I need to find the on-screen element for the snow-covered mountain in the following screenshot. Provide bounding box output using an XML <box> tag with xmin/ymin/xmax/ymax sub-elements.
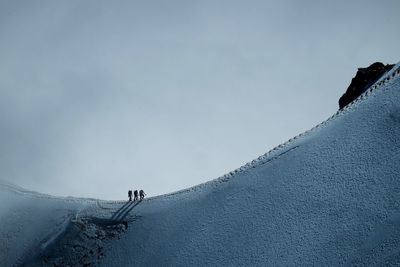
<box><xmin>1</xmin><ymin>62</ymin><xmax>400</xmax><ymax>266</ymax></box>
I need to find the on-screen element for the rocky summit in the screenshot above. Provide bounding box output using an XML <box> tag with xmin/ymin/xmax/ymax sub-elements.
<box><xmin>339</xmin><ymin>62</ymin><xmax>394</xmax><ymax>109</ymax></box>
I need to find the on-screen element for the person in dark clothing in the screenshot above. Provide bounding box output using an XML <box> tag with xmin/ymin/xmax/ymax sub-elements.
<box><xmin>139</xmin><ymin>189</ymin><xmax>146</xmax><ymax>200</ymax></box>
<box><xmin>133</xmin><ymin>190</ymin><xmax>139</xmax><ymax>201</ymax></box>
<box><xmin>128</xmin><ymin>190</ymin><xmax>133</xmax><ymax>201</ymax></box>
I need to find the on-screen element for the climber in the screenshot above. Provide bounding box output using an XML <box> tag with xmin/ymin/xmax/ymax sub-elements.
<box><xmin>139</xmin><ymin>189</ymin><xmax>146</xmax><ymax>200</ymax></box>
<box><xmin>134</xmin><ymin>190</ymin><xmax>139</xmax><ymax>201</ymax></box>
<box><xmin>128</xmin><ymin>190</ymin><xmax>133</xmax><ymax>201</ymax></box>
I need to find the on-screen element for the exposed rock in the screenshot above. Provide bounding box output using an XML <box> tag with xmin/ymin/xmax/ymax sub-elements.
<box><xmin>29</xmin><ymin>217</ymin><xmax>132</xmax><ymax>267</ymax></box>
<box><xmin>339</xmin><ymin>62</ymin><xmax>394</xmax><ymax>109</ymax></box>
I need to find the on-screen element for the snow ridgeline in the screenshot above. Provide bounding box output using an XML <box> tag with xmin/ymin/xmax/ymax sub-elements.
<box><xmin>154</xmin><ymin>63</ymin><xmax>400</xmax><ymax>200</ymax></box>
<box><xmin>101</xmin><ymin>61</ymin><xmax>400</xmax><ymax>265</ymax></box>
<box><xmin>1</xmin><ymin>62</ymin><xmax>400</xmax><ymax>266</ymax></box>
<box><xmin>0</xmin><ymin>181</ymin><xmax>140</xmax><ymax>266</ymax></box>
<box><xmin>0</xmin><ymin>180</ymin><xmax>101</xmax><ymax>204</ymax></box>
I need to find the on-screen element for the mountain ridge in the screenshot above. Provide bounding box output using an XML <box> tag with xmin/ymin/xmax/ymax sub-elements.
<box><xmin>1</xmin><ymin>62</ymin><xmax>400</xmax><ymax>266</ymax></box>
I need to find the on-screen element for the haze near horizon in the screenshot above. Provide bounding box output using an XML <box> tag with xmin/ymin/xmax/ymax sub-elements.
<box><xmin>0</xmin><ymin>0</ymin><xmax>399</xmax><ymax>199</ymax></box>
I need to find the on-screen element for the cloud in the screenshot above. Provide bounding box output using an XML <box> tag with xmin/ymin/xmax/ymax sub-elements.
<box><xmin>0</xmin><ymin>0</ymin><xmax>399</xmax><ymax>199</ymax></box>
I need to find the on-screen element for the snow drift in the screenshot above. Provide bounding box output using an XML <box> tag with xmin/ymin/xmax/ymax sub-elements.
<box><xmin>1</xmin><ymin>62</ymin><xmax>400</xmax><ymax>266</ymax></box>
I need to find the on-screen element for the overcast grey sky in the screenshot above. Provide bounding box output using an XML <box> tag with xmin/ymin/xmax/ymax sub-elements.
<box><xmin>0</xmin><ymin>0</ymin><xmax>399</xmax><ymax>199</ymax></box>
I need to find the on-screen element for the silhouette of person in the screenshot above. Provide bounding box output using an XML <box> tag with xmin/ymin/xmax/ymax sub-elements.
<box><xmin>139</xmin><ymin>189</ymin><xmax>146</xmax><ymax>200</ymax></box>
<box><xmin>134</xmin><ymin>190</ymin><xmax>138</xmax><ymax>201</ymax></box>
<box><xmin>128</xmin><ymin>190</ymin><xmax>133</xmax><ymax>201</ymax></box>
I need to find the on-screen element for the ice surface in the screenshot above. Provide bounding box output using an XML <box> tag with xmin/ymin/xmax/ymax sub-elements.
<box><xmin>1</xmin><ymin>63</ymin><xmax>400</xmax><ymax>266</ymax></box>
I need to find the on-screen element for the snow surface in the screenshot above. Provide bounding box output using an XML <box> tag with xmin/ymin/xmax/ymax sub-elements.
<box><xmin>0</xmin><ymin>181</ymin><xmax>88</xmax><ymax>266</ymax></box>
<box><xmin>1</xmin><ymin>62</ymin><xmax>400</xmax><ymax>266</ymax></box>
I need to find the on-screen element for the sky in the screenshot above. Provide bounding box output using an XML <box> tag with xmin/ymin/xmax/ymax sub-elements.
<box><xmin>0</xmin><ymin>0</ymin><xmax>399</xmax><ymax>200</ymax></box>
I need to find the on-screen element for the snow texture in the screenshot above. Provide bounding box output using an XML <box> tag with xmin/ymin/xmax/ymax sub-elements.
<box><xmin>1</xmin><ymin>62</ymin><xmax>400</xmax><ymax>266</ymax></box>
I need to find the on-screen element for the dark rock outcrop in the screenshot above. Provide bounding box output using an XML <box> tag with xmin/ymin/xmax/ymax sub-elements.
<box><xmin>339</xmin><ymin>62</ymin><xmax>394</xmax><ymax>109</ymax></box>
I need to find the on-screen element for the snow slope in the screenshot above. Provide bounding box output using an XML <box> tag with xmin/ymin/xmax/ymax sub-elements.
<box><xmin>100</xmin><ymin>62</ymin><xmax>400</xmax><ymax>266</ymax></box>
<box><xmin>0</xmin><ymin>181</ymin><xmax>89</xmax><ymax>266</ymax></box>
<box><xmin>1</xmin><ymin>62</ymin><xmax>400</xmax><ymax>266</ymax></box>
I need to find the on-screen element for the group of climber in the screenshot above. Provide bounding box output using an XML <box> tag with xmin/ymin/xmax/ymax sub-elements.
<box><xmin>128</xmin><ymin>189</ymin><xmax>145</xmax><ymax>201</ymax></box>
